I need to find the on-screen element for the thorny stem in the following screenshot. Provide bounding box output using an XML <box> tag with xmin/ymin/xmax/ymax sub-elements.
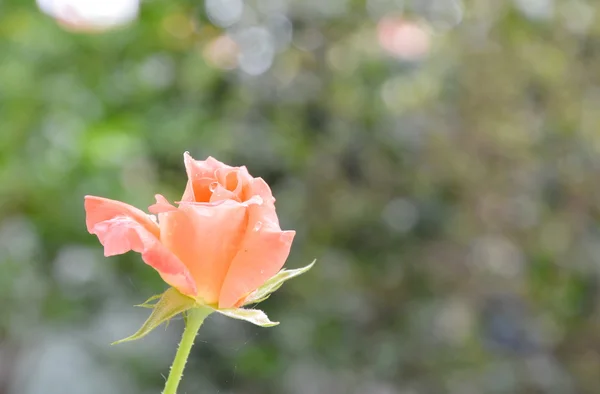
<box><xmin>162</xmin><ymin>307</ymin><xmax>212</xmax><ymax>394</ymax></box>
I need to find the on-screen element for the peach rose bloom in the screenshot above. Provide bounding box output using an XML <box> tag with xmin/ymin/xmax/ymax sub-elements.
<box><xmin>85</xmin><ymin>153</ymin><xmax>295</xmax><ymax>308</ymax></box>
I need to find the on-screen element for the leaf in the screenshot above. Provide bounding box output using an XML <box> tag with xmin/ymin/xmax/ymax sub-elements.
<box><xmin>112</xmin><ymin>288</ymin><xmax>196</xmax><ymax>345</ymax></box>
<box><xmin>134</xmin><ymin>292</ymin><xmax>164</xmax><ymax>308</ymax></box>
<box><xmin>244</xmin><ymin>259</ymin><xmax>316</xmax><ymax>305</ymax></box>
<box><xmin>214</xmin><ymin>308</ymin><xmax>279</xmax><ymax>327</ymax></box>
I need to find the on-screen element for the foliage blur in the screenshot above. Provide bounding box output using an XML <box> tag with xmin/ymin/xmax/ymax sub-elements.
<box><xmin>2</xmin><ymin>0</ymin><xmax>600</xmax><ymax>393</ymax></box>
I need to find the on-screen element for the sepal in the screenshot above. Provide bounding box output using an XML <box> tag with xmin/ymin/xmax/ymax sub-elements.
<box><xmin>134</xmin><ymin>292</ymin><xmax>164</xmax><ymax>308</ymax></box>
<box><xmin>243</xmin><ymin>259</ymin><xmax>316</xmax><ymax>305</ymax></box>
<box><xmin>115</xmin><ymin>259</ymin><xmax>315</xmax><ymax>340</ymax></box>
<box><xmin>113</xmin><ymin>288</ymin><xmax>196</xmax><ymax>345</ymax></box>
<box><xmin>214</xmin><ymin>308</ymin><xmax>279</xmax><ymax>327</ymax></box>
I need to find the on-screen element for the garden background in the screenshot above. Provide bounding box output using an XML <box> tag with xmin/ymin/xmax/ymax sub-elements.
<box><xmin>1</xmin><ymin>0</ymin><xmax>600</xmax><ymax>393</ymax></box>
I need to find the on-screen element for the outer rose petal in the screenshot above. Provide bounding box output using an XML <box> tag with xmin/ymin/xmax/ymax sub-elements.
<box><xmin>245</xmin><ymin>177</ymin><xmax>279</xmax><ymax>227</ymax></box>
<box><xmin>85</xmin><ymin>195</ymin><xmax>160</xmax><ymax>238</ymax></box>
<box><xmin>148</xmin><ymin>194</ymin><xmax>177</xmax><ymax>214</ymax></box>
<box><xmin>218</xmin><ymin>200</ymin><xmax>295</xmax><ymax>308</ymax></box>
<box><xmin>158</xmin><ymin>200</ymin><xmax>250</xmax><ymax>304</ymax></box>
<box><xmin>181</xmin><ymin>152</ymin><xmax>228</xmax><ymax>203</ymax></box>
<box><xmin>84</xmin><ymin>196</ymin><xmax>197</xmax><ymax>297</ymax></box>
<box><xmin>245</xmin><ymin>177</ymin><xmax>276</xmax><ymax>205</ymax></box>
<box><xmin>219</xmin><ymin>228</ymin><xmax>295</xmax><ymax>308</ymax></box>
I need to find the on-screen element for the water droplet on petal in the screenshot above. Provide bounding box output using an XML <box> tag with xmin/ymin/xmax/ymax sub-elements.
<box><xmin>254</xmin><ymin>221</ymin><xmax>263</xmax><ymax>232</ymax></box>
<box><xmin>209</xmin><ymin>182</ymin><xmax>219</xmax><ymax>192</ymax></box>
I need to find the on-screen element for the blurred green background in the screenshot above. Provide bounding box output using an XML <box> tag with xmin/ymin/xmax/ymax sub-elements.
<box><xmin>2</xmin><ymin>0</ymin><xmax>600</xmax><ymax>393</ymax></box>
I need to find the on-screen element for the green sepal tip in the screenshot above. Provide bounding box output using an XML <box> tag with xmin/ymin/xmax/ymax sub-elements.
<box><xmin>243</xmin><ymin>259</ymin><xmax>316</xmax><ymax>306</ymax></box>
<box><xmin>112</xmin><ymin>288</ymin><xmax>196</xmax><ymax>345</ymax></box>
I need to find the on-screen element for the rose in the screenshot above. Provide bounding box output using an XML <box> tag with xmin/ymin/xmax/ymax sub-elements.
<box><xmin>85</xmin><ymin>153</ymin><xmax>311</xmax><ymax>394</ymax></box>
<box><xmin>84</xmin><ymin>153</ymin><xmax>295</xmax><ymax>308</ymax></box>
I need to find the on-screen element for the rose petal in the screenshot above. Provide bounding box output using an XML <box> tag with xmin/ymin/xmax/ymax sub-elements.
<box><xmin>148</xmin><ymin>194</ymin><xmax>177</xmax><ymax>214</ymax></box>
<box><xmin>158</xmin><ymin>200</ymin><xmax>249</xmax><ymax>304</ymax></box>
<box><xmin>210</xmin><ymin>183</ymin><xmax>239</xmax><ymax>203</ymax></box>
<box><xmin>245</xmin><ymin>177</ymin><xmax>279</xmax><ymax>227</ymax></box>
<box><xmin>218</xmin><ymin>203</ymin><xmax>295</xmax><ymax>308</ymax></box>
<box><xmin>215</xmin><ymin>166</ymin><xmax>252</xmax><ymax>197</ymax></box>
<box><xmin>181</xmin><ymin>152</ymin><xmax>228</xmax><ymax>202</ymax></box>
<box><xmin>84</xmin><ymin>196</ymin><xmax>197</xmax><ymax>296</ymax></box>
<box><xmin>85</xmin><ymin>195</ymin><xmax>159</xmax><ymax>238</ymax></box>
<box><xmin>181</xmin><ymin>176</ymin><xmax>215</xmax><ymax>204</ymax></box>
<box><xmin>247</xmin><ymin>177</ymin><xmax>276</xmax><ymax>205</ymax></box>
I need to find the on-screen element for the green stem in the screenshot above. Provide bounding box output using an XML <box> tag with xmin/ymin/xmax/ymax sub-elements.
<box><xmin>162</xmin><ymin>307</ymin><xmax>212</xmax><ymax>394</ymax></box>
